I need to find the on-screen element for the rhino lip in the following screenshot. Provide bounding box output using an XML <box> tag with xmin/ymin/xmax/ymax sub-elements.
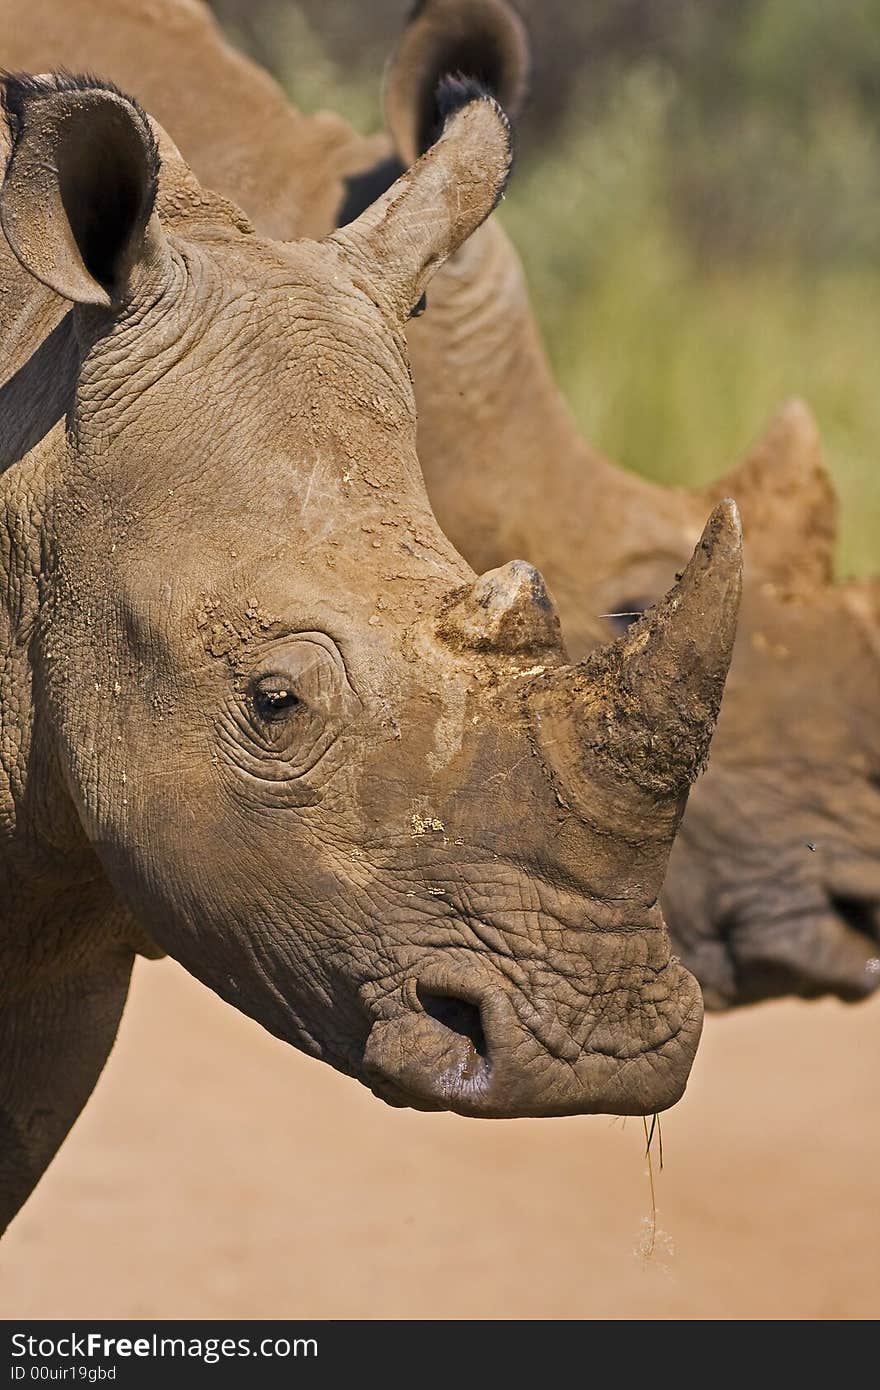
<box><xmin>363</xmin><ymin>1014</ymin><xmax>493</xmax><ymax>1115</ymax></box>
<box><xmin>366</xmin><ymin>1074</ymin><xmax>448</xmax><ymax>1112</ymax></box>
<box><xmin>718</xmin><ymin>894</ymin><xmax>880</xmax><ymax>1006</ymax></box>
<box><xmin>360</xmin><ymin>960</ymin><xmax>702</xmax><ymax>1118</ymax></box>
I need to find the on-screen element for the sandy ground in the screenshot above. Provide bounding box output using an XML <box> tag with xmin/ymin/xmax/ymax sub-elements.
<box><xmin>2</xmin><ymin>957</ymin><xmax>878</xmax><ymax>1320</ymax></box>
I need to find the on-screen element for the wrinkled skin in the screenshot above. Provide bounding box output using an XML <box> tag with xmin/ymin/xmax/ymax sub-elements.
<box><xmin>12</xmin><ymin>0</ymin><xmax>875</xmax><ymax>1009</ymax></box>
<box><xmin>404</xmin><ymin>217</ymin><xmax>880</xmax><ymax>1009</ymax></box>
<box><xmin>0</xmin><ymin>71</ymin><xmax>745</xmax><ymax>1234</ymax></box>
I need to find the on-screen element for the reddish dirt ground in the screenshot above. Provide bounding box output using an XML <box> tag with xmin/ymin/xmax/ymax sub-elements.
<box><xmin>2</xmin><ymin>958</ymin><xmax>878</xmax><ymax>1319</ymax></box>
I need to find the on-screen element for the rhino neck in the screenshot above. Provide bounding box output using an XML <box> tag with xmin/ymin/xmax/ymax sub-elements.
<box><xmin>0</xmin><ymin>451</ymin><xmax>99</xmax><ymax>910</ymax></box>
<box><xmin>0</xmin><ymin>437</ymin><xmax>161</xmax><ymax>970</ymax></box>
<box><xmin>410</xmin><ymin>219</ymin><xmax>700</xmax><ymax>655</ymax></box>
<box><xmin>410</xmin><ymin>221</ymin><xmax>607</xmax><ymax>546</ymax></box>
<box><xmin>0</xmin><ymin>212</ymin><xmax>83</xmax><ymax>889</ymax></box>
<box><xmin>0</xmin><ymin>234</ymin><xmax>73</xmax><ymax>394</ymax></box>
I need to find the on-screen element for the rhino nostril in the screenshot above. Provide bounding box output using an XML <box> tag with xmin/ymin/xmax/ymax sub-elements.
<box><xmin>829</xmin><ymin>894</ymin><xmax>879</xmax><ymax>943</ymax></box>
<box><xmin>416</xmin><ymin>985</ymin><xmax>488</xmax><ymax>1058</ymax></box>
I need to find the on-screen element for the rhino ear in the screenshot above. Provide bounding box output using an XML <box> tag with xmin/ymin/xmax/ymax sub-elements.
<box><xmin>328</xmin><ymin>78</ymin><xmax>512</xmax><ymax>323</ymax></box>
<box><xmin>384</xmin><ymin>0</ymin><xmax>530</xmax><ymax>165</ymax></box>
<box><xmin>0</xmin><ymin>73</ymin><xmax>170</xmax><ymax>309</ymax></box>
<box><xmin>705</xmin><ymin>399</ymin><xmax>837</xmax><ymax>588</ymax></box>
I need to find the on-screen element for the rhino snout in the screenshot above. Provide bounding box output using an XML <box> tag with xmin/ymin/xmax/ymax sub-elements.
<box><xmin>362</xmin><ymin>959</ymin><xmax>704</xmax><ymax>1118</ymax></box>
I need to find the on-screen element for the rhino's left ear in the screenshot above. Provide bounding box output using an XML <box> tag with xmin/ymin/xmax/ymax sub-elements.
<box><xmin>704</xmin><ymin>398</ymin><xmax>837</xmax><ymax>588</ymax></box>
<box><xmin>0</xmin><ymin>72</ymin><xmax>171</xmax><ymax>309</ymax></box>
<box><xmin>326</xmin><ymin>77</ymin><xmax>512</xmax><ymax>324</ymax></box>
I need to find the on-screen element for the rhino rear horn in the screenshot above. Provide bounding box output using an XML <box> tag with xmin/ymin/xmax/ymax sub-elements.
<box><xmin>0</xmin><ymin>72</ymin><xmax>171</xmax><ymax>308</ymax></box>
<box><xmin>437</xmin><ymin>560</ymin><xmax>565</xmax><ymax>659</ymax></box>
<box><xmin>327</xmin><ymin>79</ymin><xmax>511</xmax><ymax>324</ymax></box>
<box><xmin>384</xmin><ymin>0</ymin><xmax>530</xmax><ymax>165</ymax></box>
<box><xmin>705</xmin><ymin>398</ymin><xmax>836</xmax><ymax>588</ymax></box>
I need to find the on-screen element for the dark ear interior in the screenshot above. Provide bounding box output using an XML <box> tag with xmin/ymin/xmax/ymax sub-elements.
<box><xmin>413</xmin><ymin>28</ymin><xmax>515</xmax><ymax>155</ymax></box>
<box><xmin>57</xmin><ymin>102</ymin><xmax>157</xmax><ymax>293</ymax></box>
<box><xmin>385</xmin><ymin>0</ymin><xmax>529</xmax><ymax>164</ymax></box>
<box><xmin>0</xmin><ymin>74</ymin><xmax>161</xmax><ymax>307</ymax></box>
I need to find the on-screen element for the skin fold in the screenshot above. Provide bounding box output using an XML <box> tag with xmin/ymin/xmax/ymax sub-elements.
<box><xmin>8</xmin><ymin>0</ymin><xmax>875</xmax><ymax>1010</ymax></box>
<box><xmin>0</xmin><ymin>68</ymin><xmax>744</xmax><ymax>1236</ymax></box>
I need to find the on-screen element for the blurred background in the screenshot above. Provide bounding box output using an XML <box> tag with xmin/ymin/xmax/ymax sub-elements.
<box><xmin>209</xmin><ymin>0</ymin><xmax>880</xmax><ymax>574</ymax></box>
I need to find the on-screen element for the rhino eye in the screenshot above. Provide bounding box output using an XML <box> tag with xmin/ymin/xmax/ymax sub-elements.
<box><xmin>605</xmin><ymin>599</ymin><xmax>649</xmax><ymax>636</ymax></box>
<box><xmin>219</xmin><ymin>634</ymin><xmax>359</xmax><ymax>801</ymax></box>
<box><xmin>251</xmin><ymin>677</ymin><xmax>302</xmax><ymax>723</ymax></box>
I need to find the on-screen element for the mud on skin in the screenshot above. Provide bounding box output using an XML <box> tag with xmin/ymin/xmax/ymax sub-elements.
<box><xmin>0</xmin><ymin>67</ymin><xmax>744</xmax><ymax>1233</ymax></box>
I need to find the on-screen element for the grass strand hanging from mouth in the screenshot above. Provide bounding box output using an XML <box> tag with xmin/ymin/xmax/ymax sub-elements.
<box><xmin>641</xmin><ymin>1112</ymin><xmax>664</xmax><ymax>1258</ymax></box>
<box><xmin>644</xmin><ymin>1110</ymin><xmax>664</xmax><ymax>1170</ymax></box>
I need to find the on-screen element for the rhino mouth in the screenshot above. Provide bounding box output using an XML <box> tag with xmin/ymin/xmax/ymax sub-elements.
<box><xmin>360</xmin><ymin>958</ymin><xmax>703</xmax><ymax>1119</ymax></box>
<box><xmin>714</xmin><ymin>892</ymin><xmax>880</xmax><ymax>1008</ymax></box>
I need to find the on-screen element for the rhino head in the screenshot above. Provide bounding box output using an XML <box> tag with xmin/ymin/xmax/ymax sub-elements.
<box><xmin>371</xmin><ymin>0</ymin><xmax>880</xmax><ymax>1008</ymax></box>
<box><xmin>0</xmin><ymin>73</ymin><xmax>743</xmax><ymax>1145</ymax></box>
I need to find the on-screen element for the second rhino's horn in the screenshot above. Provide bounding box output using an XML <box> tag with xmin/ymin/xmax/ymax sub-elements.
<box><xmin>437</xmin><ymin>560</ymin><xmax>565</xmax><ymax>658</ymax></box>
<box><xmin>705</xmin><ymin>398</ymin><xmax>836</xmax><ymax>588</ymax></box>
<box><xmin>529</xmin><ymin>500</ymin><xmax>743</xmax><ymax>832</ymax></box>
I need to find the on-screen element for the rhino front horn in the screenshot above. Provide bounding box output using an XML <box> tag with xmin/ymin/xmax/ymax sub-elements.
<box><xmin>437</xmin><ymin>560</ymin><xmax>564</xmax><ymax>658</ymax></box>
<box><xmin>528</xmin><ymin>500</ymin><xmax>743</xmax><ymax>843</ymax></box>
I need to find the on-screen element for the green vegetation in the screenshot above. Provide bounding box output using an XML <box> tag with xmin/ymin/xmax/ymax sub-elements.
<box><xmin>501</xmin><ymin>67</ymin><xmax>880</xmax><ymax>576</ymax></box>
<box><xmin>211</xmin><ymin>0</ymin><xmax>880</xmax><ymax>575</ymax></box>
